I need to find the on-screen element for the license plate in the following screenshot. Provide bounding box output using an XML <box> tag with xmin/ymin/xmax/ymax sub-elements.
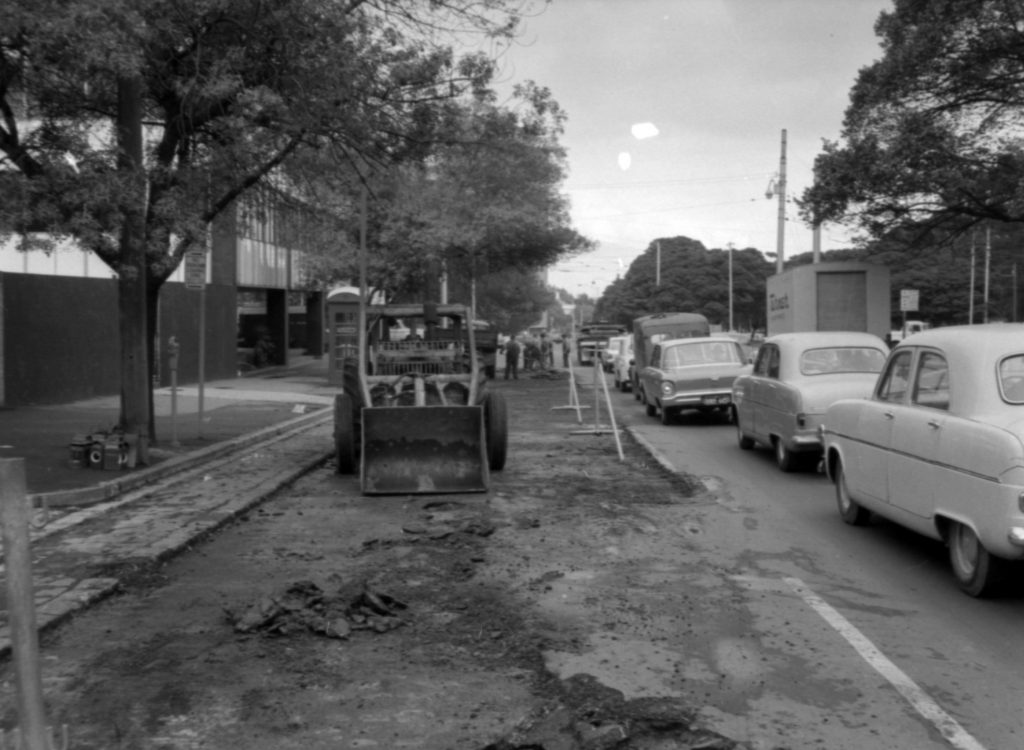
<box><xmin>702</xmin><ymin>395</ymin><xmax>730</xmax><ymax>405</ymax></box>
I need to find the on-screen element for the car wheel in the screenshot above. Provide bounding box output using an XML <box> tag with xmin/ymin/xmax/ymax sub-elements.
<box><xmin>736</xmin><ymin>411</ymin><xmax>755</xmax><ymax>450</ymax></box>
<box><xmin>949</xmin><ymin>521</ymin><xmax>1005</xmax><ymax>597</ymax></box>
<box><xmin>644</xmin><ymin>392</ymin><xmax>657</xmax><ymax>417</ymax></box>
<box><xmin>660</xmin><ymin>404</ymin><xmax>674</xmax><ymax>425</ymax></box>
<box><xmin>773</xmin><ymin>437</ymin><xmax>798</xmax><ymax>472</ymax></box>
<box><xmin>633</xmin><ymin>379</ymin><xmax>641</xmax><ymax>401</ymax></box>
<box><xmin>835</xmin><ymin>461</ymin><xmax>870</xmax><ymax>525</ymax></box>
<box><xmin>334</xmin><ymin>393</ymin><xmax>356</xmax><ymax>474</ymax></box>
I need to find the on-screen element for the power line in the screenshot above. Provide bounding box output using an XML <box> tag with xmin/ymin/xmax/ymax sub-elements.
<box><xmin>566</xmin><ymin>173</ymin><xmax>773</xmax><ymax>190</ymax></box>
<box><xmin>574</xmin><ymin>196</ymin><xmax>760</xmax><ymax>220</ymax></box>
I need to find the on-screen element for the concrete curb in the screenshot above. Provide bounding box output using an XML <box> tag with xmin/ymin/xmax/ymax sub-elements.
<box><xmin>624</xmin><ymin>425</ymin><xmax>678</xmax><ymax>475</ymax></box>
<box><xmin>28</xmin><ymin>405</ymin><xmax>334</xmax><ymax>509</ymax></box>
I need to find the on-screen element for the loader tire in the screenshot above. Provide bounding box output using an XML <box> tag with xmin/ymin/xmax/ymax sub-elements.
<box><xmin>334</xmin><ymin>393</ymin><xmax>356</xmax><ymax>474</ymax></box>
<box><xmin>484</xmin><ymin>391</ymin><xmax>508</xmax><ymax>471</ymax></box>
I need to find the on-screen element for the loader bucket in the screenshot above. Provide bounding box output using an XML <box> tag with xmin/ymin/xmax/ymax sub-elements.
<box><xmin>361</xmin><ymin>405</ymin><xmax>489</xmax><ymax>494</ymax></box>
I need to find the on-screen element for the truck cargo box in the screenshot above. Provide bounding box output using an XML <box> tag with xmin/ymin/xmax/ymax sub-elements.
<box><xmin>766</xmin><ymin>262</ymin><xmax>890</xmax><ymax>339</ymax></box>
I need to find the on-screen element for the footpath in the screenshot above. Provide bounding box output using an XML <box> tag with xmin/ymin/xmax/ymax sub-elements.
<box><xmin>1</xmin><ymin>353</ymin><xmax>337</xmax><ymax>505</ymax></box>
<box><xmin>0</xmin><ymin>355</ymin><xmax>339</xmax><ymax>657</ymax></box>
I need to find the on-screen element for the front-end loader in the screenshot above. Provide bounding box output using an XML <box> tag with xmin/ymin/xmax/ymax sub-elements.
<box><xmin>333</xmin><ymin>301</ymin><xmax>508</xmax><ymax>495</ymax></box>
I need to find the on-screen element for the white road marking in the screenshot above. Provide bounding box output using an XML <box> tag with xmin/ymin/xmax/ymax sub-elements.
<box><xmin>783</xmin><ymin>577</ymin><xmax>987</xmax><ymax>750</ymax></box>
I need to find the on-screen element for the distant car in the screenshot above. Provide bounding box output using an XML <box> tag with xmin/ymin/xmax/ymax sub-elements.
<box><xmin>602</xmin><ymin>335</ymin><xmax>629</xmax><ymax>373</ymax></box>
<box><xmin>637</xmin><ymin>336</ymin><xmax>752</xmax><ymax>424</ymax></box>
<box><xmin>612</xmin><ymin>337</ymin><xmax>634</xmax><ymax>391</ymax></box>
<box><xmin>821</xmin><ymin>324</ymin><xmax>1024</xmax><ymax>597</ymax></box>
<box><xmin>732</xmin><ymin>331</ymin><xmax>888</xmax><ymax>471</ymax></box>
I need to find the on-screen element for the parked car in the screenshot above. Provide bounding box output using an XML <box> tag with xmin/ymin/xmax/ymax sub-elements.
<box><xmin>637</xmin><ymin>336</ymin><xmax>751</xmax><ymax>424</ymax></box>
<box><xmin>732</xmin><ymin>331</ymin><xmax>888</xmax><ymax>471</ymax></box>
<box><xmin>821</xmin><ymin>324</ymin><xmax>1024</xmax><ymax>597</ymax></box>
<box><xmin>602</xmin><ymin>335</ymin><xmax>629</xmax><ymax>373</ymax></box>
<box><xmin>612</xmin><ymin>336</ymin><xmax>634</xmax><ymax>391</ymax></box>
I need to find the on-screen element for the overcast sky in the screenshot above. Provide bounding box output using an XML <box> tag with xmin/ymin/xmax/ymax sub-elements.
<box><xmin>490</xmin><ymin>0</ymin><xmax>893</xmax><ymax>297</ymax></box>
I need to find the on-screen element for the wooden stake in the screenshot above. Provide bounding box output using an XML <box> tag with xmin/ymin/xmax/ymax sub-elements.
<box><xmin>0</xmin><ymin>459</ymin><xmax>52</xmax><ymax>750</ymax></box>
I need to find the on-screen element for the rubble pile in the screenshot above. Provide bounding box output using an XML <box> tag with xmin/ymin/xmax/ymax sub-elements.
<box><xmin>225</xmin><ymin>579</ymin><xmax>408</xmax><ymax>639</ymax></box>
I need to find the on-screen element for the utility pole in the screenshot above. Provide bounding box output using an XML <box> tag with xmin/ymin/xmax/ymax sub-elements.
<box><xmin>969</xmin><ymin>231</ymin><xmax>975</xmax><ymax>324</ymax></box>
<box><xmin>727</xmin><ymin>242</ymin><xmax>734</xmax><ymax>333</ymax></box>
<box><xmin>984</xmin><ymin>225</ymin><xmax>991</xmax><ymax>324</ymax></box>
<box><xmin>1013</xmin><ymin>263</ymin><xmax>1018</xmax><ymax>322</ymax></box>
<box><xmin>655</xmin><ymin>240</ymin><xmax>661</xmax><ymax>286</ymax></box>
<box><xmin>775</xmin><ymin>129</ymin><xmax>787</xmax><ymax>275</ymax></box>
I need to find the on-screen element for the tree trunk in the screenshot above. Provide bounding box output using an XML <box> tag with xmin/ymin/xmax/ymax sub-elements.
<box><xmin>116</xmin><ymin>77</ymin><xmax>151</xmax><ymax>463</ymax></box>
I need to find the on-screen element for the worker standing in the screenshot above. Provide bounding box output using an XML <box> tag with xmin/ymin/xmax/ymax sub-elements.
<box><xmin>503</xmin><ymin>336</ymin><xmax>521</xmax><ymax>380</ymax></box>
<box><xmin>540</xmin><ymin>332</ymin><xmax>553</xmax><ymax>369</ymax></box>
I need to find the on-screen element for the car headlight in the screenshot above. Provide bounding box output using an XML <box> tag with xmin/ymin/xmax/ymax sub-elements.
<box><xmin>660</xmin><ymin>381</ymin><xmax>675</xmax><ymax>396</ymax></box>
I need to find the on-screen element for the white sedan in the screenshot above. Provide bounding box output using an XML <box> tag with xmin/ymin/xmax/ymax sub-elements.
<box><xmin>822</xmin><ymin>324</ymin><xmax>1024</xmax><ymax>597</ymax></box>
<box><xmin>732</xmin><ymin>331</ymin><xmax>888</xmax><ymax>471</ymax></box>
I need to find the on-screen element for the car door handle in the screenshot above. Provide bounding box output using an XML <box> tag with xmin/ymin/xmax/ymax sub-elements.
<box><xmin>928</xmin><ymin>420</ymin><xmax>942</xmax><ymax>430</ymax></box>
<box><xmin>883</xmin><ymin>411</ymin><xmax>895</xmax><ymax>420</ymax></box>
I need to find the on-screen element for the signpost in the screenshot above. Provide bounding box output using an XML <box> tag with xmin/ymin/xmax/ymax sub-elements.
<box><xmin>184</xmin><ymin>250</ymin><xmax>207</xmax><ymax>437</ymax></box>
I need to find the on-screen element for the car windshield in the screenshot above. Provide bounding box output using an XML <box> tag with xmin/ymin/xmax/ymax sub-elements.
<box><xmin>662</xmin><ymin>341</ymin><xmax>740</xmax><ymax>368</ymax></box>
<box><xmin>799</xmin><ymin>347</ymin><xmax>886</xmax><ymax>376</ymax></box>
<box><xmin>999</xmin><ymin>354</ymin><xmax>1024</xmax><ymax>403</ymax></box>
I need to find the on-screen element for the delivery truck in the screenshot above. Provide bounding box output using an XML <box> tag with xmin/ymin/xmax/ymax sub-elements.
<box><xmin>630</xmin><ymin>312</ymin><xmax>710</xmax><ymax>394</ymax></box>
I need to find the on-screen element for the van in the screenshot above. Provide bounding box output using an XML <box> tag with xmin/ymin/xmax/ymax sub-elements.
<box><xmin>601</xmin><ymin>335</ymin><xmax>630</xmax><ymax>373</ymax></box>
<box><xmin>576</xmin><ymin>321</ymin><xmax>628</xmax><ymax>367</ymax></box>
<box><xmin>631</xmin><ymin>313</ymin><xmax>710</xmax><ymax>393</ymax></box>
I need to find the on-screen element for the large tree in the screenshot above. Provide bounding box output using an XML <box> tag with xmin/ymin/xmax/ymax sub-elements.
<box><xmin>801</xmin><ymin>0</ymin><xmax>1024</xmax><ymax>242</ymax></box>
<box><xmin>595</xmin><ymin>237</ymin><xmax>773</xmax><ymax>331</ymax></box>
<box><xmin>0</xmin><ymin>0</ymin><xmax>530</xmax><ymax>456</ymax></box>
<box><xmin>363</xmin><ymin>81</ymin><xmax>591</xmax><ymax>303</ymax></box>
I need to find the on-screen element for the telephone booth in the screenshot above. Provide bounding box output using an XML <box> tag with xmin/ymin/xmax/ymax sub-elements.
<box><xmin>326</xmin><ymin>288</ymin><xmax>362</xmax><ymax>386</ymax></box>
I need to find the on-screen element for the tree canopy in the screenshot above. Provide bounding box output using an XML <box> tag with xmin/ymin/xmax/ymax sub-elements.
<box><xmin>354</xmin><ymin>82</ymin><xmax>590</xmax><ymax>302</ymax></box>
<box><xmin>801</xmin><ymin>0</ymin><xmax>1024</xmax><ymax>242</ymax></box>
<box><xmin>1</xmin><ymin>0</ymin><xmax>578</xmax><ymax>448</ymax></box>
<box><xmin>594</xmin><ymin>237</ymin><xmax>774</xmax><ymax>332</ymax></box>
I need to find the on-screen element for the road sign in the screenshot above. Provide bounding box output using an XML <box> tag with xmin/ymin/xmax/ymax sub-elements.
<box><xmin>900</xmin><ymin>289</ymin><xmax>919</xmax><ymax>312</ymax></box>
<box><xmin>184</xmin><ymin>251</ymin><xmax>206</xmax><ymax>290</ymax></box>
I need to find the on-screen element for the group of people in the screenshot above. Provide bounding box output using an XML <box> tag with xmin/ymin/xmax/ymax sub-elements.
<box><xmin>501</xmin><ymin>332</ymin><xmax>572</xmax><ymax>379</ymax></box>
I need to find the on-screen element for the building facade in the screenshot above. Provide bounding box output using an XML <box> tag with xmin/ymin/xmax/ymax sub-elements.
<box><xmin>0</xmin><ymin>195</ymin><xmax>321</xmax><ymax>407</ymax></box>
